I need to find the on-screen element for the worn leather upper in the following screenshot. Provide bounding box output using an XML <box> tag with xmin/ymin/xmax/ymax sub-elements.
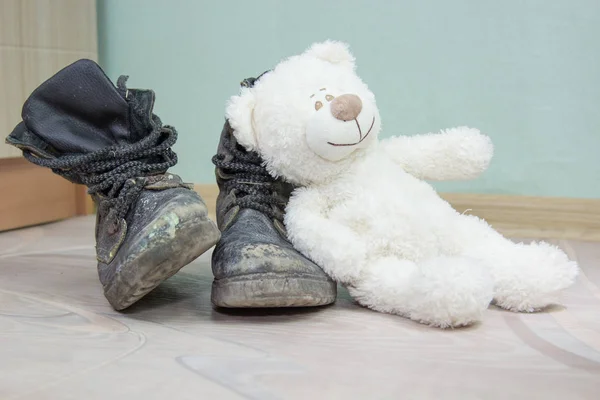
<box><xmin>212</xmin><ymin>121</ymin><xmax>333</xmax><ymax>282</ymax></box>
<box><xmin>95</xmin><ymin>179</ymin><xmax>209</xmax><ymax>286</ymax></box>
<box><xmin>5</xmin><ymin>58</ymin><xmax>213</xmax><ymax>278</ymax></box>
<box><xmin>212</xmin><ymin>207</ymin><xmax>329</xmax><ymax>280</ymax></box>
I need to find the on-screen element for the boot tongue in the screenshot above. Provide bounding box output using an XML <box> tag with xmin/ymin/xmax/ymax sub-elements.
<box><xmin>124</xmin><ymin>86</ymin><xmax>160</xmax><ymax>143</ymax></box>
<box><xmin>17</xmin><ymin>59</ymin><xmax>132</xmax><ymax>154</ymax></box>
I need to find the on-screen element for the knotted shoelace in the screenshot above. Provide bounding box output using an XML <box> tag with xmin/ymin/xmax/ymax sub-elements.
<box><xmin>211</xmin><ymin>132</ymin><xmax>285</xmax><ymax>221</ymax></box>
<box><xmin>23</xmin><ymin>96</ymin><xmax>178</xmax><ymax>222</ymax></box>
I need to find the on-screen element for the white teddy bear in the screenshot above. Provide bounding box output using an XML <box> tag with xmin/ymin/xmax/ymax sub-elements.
<box><xmin>225</xmin><ymin>40</ymin><xmax>579</xmax><ymax>328</ymax></box>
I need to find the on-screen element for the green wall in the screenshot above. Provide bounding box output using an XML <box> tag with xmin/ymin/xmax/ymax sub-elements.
<box><xmin>97</xmin><ymin>0</ymin><xmax>600</xmax><ymax>198</ymax></box>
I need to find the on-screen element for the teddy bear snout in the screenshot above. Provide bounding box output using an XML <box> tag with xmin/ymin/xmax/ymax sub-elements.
<box><xmin>330</xmin><ymin>94</ymin><xmax>363</xmax><ymax>121</ymax></box>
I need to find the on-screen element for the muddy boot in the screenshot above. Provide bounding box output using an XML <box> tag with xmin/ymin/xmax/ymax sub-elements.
<box><xmin>5</xmin><ymin>59</ymin><xmax>220</xmax><ymax>310</ymax></box>
<box><xmin>210</xmin><ymin>118</ymin><xmax>337</xmax><ymax>308</ymax></box>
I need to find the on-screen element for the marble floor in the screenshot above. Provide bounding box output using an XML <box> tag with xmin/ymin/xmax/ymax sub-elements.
<box><xmin>0</xmin><ymin>216</ymin><xmax>599</xmax><ymax>400</ymax></box>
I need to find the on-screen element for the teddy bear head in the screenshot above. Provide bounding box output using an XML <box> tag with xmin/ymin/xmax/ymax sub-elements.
<box><xmin>225</xmin><ymin>40</ymin><xmax>382</xmax><ymax>186</ymax></box>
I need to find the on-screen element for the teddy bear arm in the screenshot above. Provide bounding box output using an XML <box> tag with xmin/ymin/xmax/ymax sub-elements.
<box><xmin>285</xmin><ymin>191</ymin><xmax>367</xmax><ymax>283</ymax></box>
<box><xmin>380</xmin><ymin>127</ymin><xmax>493</xmax><ymax>181</ymax></box>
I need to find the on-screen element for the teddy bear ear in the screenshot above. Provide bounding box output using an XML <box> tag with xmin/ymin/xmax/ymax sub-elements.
<box><xmin>225</xmin><ymin>87</ymin><xmax>257</xmax><ymax>151</ymax></box>
<box><xmin>304</xmin><ymin>40</ymin><xmax>355</xmax><ymax>68</ymax></box>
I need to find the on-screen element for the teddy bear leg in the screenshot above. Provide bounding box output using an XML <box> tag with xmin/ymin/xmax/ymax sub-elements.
<box><xmin>458</xmin><ymin>216</ymin><xmax>579</xmax><ymax>312</ymax></box>
<box><xmin>480</xmin><ymin>241</ymin><xmax>578</xmax><ymax>312</ymax></box>
<box><xmin>347</xmin><ymin>255</ymin><xmax>494</xmax><ymax>328</ymax></box>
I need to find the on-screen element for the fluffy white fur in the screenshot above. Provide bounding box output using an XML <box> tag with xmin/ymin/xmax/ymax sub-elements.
<box><xmin>225</xmin><ymin>40</ymin><xmax>579</xmax><ymax>328</ymax></box>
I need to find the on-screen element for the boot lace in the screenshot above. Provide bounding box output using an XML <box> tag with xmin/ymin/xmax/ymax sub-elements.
<box><xmin>21</xmin><ymin>78</ymin><xmax>178</xmax><ymax>223</ymax></box>
<box><xmin>211</xmin><ymin>132</ymin><xmax>285</xmax><ymax>221</ymax></box>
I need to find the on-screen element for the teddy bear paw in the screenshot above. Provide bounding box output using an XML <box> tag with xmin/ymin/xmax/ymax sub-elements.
<box><xmin>492</xmin><ymin>241</ymin><xmax>579</xmax><ymax>312</ymax></box>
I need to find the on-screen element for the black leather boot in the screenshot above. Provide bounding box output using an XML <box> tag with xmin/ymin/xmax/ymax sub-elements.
<box><xmin>5</xmin><ymin>59</ymin><xmax>220</xmax><ymax>310</ymax></box>
<box><xmin>210</xmin><ymin>115</ymin><xmax>337</xmax><ymax>308</ymax></box>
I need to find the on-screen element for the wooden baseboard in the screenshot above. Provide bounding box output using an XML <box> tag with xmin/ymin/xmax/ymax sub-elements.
<box><xmin>194</xmin><ymin>184</ymin><xmax>600</xmax><ymax>242</ymax></box>
<box><xmin>195</xmin><ymin>184</ymin><xmax>218</xmax><ymax>223</ymax></box>
<box><xmin>440</xmin><ymin>193</ymin><xmax>600</xmax><ymax>241</ymax></box>
<box><xmin>75</xmin><ymin>184</ymin><xmax>96</xmax><ymax>215</ymax></box>
<box><xmin>0</xmin><ymin>157</ymin><xmax>93</xmax><ymax>232</ymax></box>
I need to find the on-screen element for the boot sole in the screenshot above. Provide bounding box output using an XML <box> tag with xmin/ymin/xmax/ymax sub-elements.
<box><xmin>104</xmin><ymin>217</ymin><xmax>220</xmax><ymax>311</ymax></box>
<box><xmin>211</xmin><ymin>274</ymin><xmax>337</xmax><ymax>308</ymax></box>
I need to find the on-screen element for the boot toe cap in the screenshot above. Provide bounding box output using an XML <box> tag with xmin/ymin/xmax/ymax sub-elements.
<box><xmin>211</xmin><ymin>209</ymin><xmax>336</xmax><ymax>308</ymax></box>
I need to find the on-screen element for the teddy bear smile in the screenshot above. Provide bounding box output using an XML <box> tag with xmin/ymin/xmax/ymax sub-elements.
<box><xmin>327</xmin><ymin>116</ymin><xmax>376</xmax><ymax>147</ymax></box>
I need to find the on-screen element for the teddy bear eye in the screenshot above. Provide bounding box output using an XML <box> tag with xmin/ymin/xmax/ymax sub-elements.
<box><xmin>315</xmin><ymin>101</ymin><xmax>323</xmax><ymax>111</ymax></box>
<box><xmin>325</xmin><ymin>94</ymin><xmax>334</xmax><ymax>101</ymax></box>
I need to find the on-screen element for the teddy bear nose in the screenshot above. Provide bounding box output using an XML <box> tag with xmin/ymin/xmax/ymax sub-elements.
<box><xmin>330</xmin><ymin>94</ymin><xmax>363</xmax><ymax>121</ymax></box>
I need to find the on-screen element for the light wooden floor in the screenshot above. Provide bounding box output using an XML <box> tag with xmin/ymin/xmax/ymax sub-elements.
<box><xmin>1</xmin><ymin>216</ymin><xmax>599</xmax><ymax>400</ymax></box>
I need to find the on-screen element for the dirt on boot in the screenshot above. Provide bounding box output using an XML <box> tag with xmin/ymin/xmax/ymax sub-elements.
<box><xmin>211</xmin><ymin>115</ymin><xmax>337</xmax><ymax>308</ymax></box>
<box><xmin>5</xmin><ymin>59</ymin><xmax>220</xmax><ymax>310</ymax></box>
